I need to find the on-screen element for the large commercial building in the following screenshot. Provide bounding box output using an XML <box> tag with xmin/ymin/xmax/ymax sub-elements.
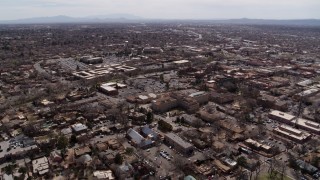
<box><xmin>164</xmin><ymin>133</ymin><xmax>194</xmax><ymax>156</ymax></box>
<box><xmin>273</xmin><ymin>125</ymin><xmax>311</xmax><ymax>143</ymax></box>
<box><xmin>269</xmin><ymin>110</ymin><xmax>320</xmax><ymax>134</ymax></box>
<box><xmin>151</xmin><ymin>96</ymin><xmax>178</xmax><ymax>113</ymax></box>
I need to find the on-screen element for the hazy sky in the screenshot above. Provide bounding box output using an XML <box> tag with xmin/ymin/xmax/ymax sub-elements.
<box><xmin>0</xmin><ymin>0</ymin><xmax>319</xmax><ymax>20</ymax></box>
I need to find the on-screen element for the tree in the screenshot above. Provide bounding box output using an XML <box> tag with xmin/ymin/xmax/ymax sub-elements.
<box><xmin>115</xmin><ymin>153</ymin><xmax>123</xmax><ymax>165</ymax></box>
<box><xmin>18</xmin><ymin>167</ymin><xmax>27</xmax><ymax>174</ymax></box>
<box><xmin>146</xmin><ymin>111</ymin><xmax>154</xmax><ymax>124</ymax></box>
<box><xmin>125</xmin><ymin>147</ymin><xmax>134</xmax><ymax>155</ymax></box>
<box><xmin>56</xmin><ymin>135</ymin><xmax>69</xmax><ymax>150</ymax></box>
<box><xmin>70</xmin><ymin>134</ymin><xmax>77</xmax><ymax>145</ymax></box>
<box><xmin>237</xmin><ymin>156</ymin><xmax>248</xmax><ymax>168</ymax></box>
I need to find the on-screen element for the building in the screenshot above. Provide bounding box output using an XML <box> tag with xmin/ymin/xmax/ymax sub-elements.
<box><xmin>74</xmin><ymin>146</ymin><xmax>92</xmax><ymax>157</ymax></box>
<box><xmin>244</xmin><ymin>139</ymin><xmax>272</xmax><ymax>153</ymax></box>
<box><xmin>80</xmin><ymin>56</ymin><xmax>103</xmax><ymax>64</ymax></box>
<box><xmin>269</xmin><ymin>110</ymin><xmax>320</xmax><ymax>134</ymax></box>
<box><xmin>71</xmin><ymin>123</ymin><xmax>88</xmax><ymax>134</ymax></box>
<box><xmin>296</xmin><ymin>160</ymin><xmax>318</xmax><ymax>175</ymax></box>
<box><xmin>268</xmin><ymin>110</ymin><xmax>295</xmax><ymax>123</ymax></box>
<box><xmin>32</xmin><ymin>157</ymin><xmax>49</xmax><ymax>175</ymax></box>
<box><xmin>221</xmin><ymin>157</ymin><xmax>237</xmax><ymax>168</ymax></box>
<box><xmin>164</xmin><ymin>133</ymin><xmax>194</xmax><ymax>155</ymax></box>
<box><xmin>127</xmin><ymin>128</ymin><xmax>153</xmax><ymax>149</ymax></box>
<box><xmin>142</xmin><ymin>47</ymin><xmax>163</xmax><ymax>54</ymax></box>
<box><xmin>93</xmin><ymin>170</ymin><xmax>115</xmax><ymax>180</ymax></box>
<box><xmin>99</xmin><ymin>83</ymin><xmax>118</xmax><ymax>96</ymax></box>
<box><xmin>178</xmin><ymin>97</ymin><xmax>199</xmax><ymax>113</ymax></box>
<box><xmin>273</xmin><ymin>125</ymin><xmax>311</xmax><ymax>143</ymax></box>
<box><xmin>297</xmin><ymin>79</ymin><xmax>313</xmax><ymax>87</ymax></box>
<box><xmin>151</xmin><ymin>97</ymin><xmax>178</xmax><ymax>113</ymax></box>
<box><xmin>141</xmin><ymin>125</ymin><xmax>158</xmax><ymax>140</ymax></box>
<box><xmin>210</xmin><ymin>92</ymin><xmax>234</xmax><ymax>104</ymax></box>
<box><xmin>189</xmin><ymin>91</ymin><xmax>209</xmax><ymax>104</ymax></box>
<box><xmin>295</xmin><ymin>118</ymin><xmax>320</xmax><ymax>134</ymax></box>
<box><xmin>173</xmin><ymin>60</ymin><xmax>191</xmax><ymax>67</ymax></box>
<box><xmin>294</xmin><ymin>88</ymin><xmax>320</xmax><ymax>100</ymax></box>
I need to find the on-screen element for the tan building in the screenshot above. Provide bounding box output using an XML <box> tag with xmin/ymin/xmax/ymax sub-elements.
<box><xmin>273</xmin><ymin>125</ymin><xmax>311</xmax><ymax>143</ymax></box>
<box><xmin>151</xmin><ymin>97</ymin><xmax>178</xmax><ymax>113</ymax></box>
<box><xmin>32</xmin><ymin>157</ymin><xmax>49</xmax><ymax>175</ymax></box>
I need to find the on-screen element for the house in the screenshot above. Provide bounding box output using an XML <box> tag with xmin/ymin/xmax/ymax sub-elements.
<box><xmin>32</xmin><ymin>157</ymin><xmax>49</xmax><ymax>175</ymax></box>
<box><xmin>74</xmin><ymin>146</ymin><xmax>91</xmax><ymax>157</ymax></box>
<box><xmin>164</xmin><ymin>133</ymin><xmax>194</xmax><ymax>156</ymax></box>
<box><xmin>99</xmin><ymin>150</ymin><xmax>117</xmax><ymax>164</ymax></box>
<box><xmin>50</xmin><ymin>150</ymin><xmax>63</xmax><ymax>163</ymax></box>
<box><xmin>107</xmin><ymin>139</ymin><xmax>121</xmax><ymax>150</ymax></box>
<box><xmin>76</xmin><ymin>154</ymin><xmax>92</xmax><ymax>166</ymax></box>
<box><xmin>96</xmin><ymin>142</ymin><xmax>109</xmax><ymax>151</ymax></box>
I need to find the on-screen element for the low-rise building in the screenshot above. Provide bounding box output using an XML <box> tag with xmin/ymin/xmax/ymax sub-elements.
<box><xmin>93</xmin><ymin>170</ymin><xmax>115</xmax><ymax>180</ymax></box>
<box><xmin>244</xmin><ymin>138</ymin><xmax>272</xmax><ymax>153</ymax></box>
<box><xmin>164</xmin><ymin>133</ymin><xmax>194</xmax><ymax>155</ymax></box>
<box><xmin>269</xmin><ymin>110</ymin><xmax>320</xmax><ymax>134</ymax></box>
<box><xmin>74</xmin><ymin>146</ymin><xmax>91</xmax><ymax>157</ymax></box>
<box><xmin>273</xmin><ymin>125</ymin><xmax>311</xmax><ymax>143</ymax></box>
<box><xmin>32</xmin><ymin>157</ymin><xmax>49</xmax><ymax>175</ymax></box>
<box><xmin>268</xmin><ymin>110</ymin><xmax>295</xmax><ymax>123</ymax></box>
<box><xmin>71</xmin><ymin>123</ymin><xmax>88</xmax><ymax>134</ymax></box>
<box><xmin>151</xmin><ymin>96</ymin><xmax>178</xmax><ymax>113</ymax></box>
<box><xmin>127</xmin><ymin>128</ymin><xmax>153</xmax><ymax>149</ymax></box>
<box><xmin>189</xmin><ymin>91</ymin><xmax>209</xmax><ymax>104</ymax></box>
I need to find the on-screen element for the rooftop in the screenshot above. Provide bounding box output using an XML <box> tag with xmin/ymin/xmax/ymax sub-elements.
<box><xmin>165</xmin><ymin>133</ymin><xmax>193</xmax><ymax>149</ymax></box>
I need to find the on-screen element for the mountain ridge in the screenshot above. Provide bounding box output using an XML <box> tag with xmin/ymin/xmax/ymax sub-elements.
<box><xmin>0</xmin><ymin>15</ymin><xmax>320</xmax><ymax>26</ymax></box>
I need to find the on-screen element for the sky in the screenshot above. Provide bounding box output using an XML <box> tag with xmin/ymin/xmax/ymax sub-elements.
<box><xmin>0</xmin><ymin>0</ymin><xmax>319</xmax><ymax>20</ymax></box>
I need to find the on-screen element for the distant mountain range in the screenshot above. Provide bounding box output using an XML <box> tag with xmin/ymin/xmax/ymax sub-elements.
<box><xmin>0</xmin><ymin>14</ymin><xmax>143</xmax><ymax>24</ymax></box>
<box><xmin>0</xmin><ymin>15</ymin><xmax>320</xmax><ymax>26</ymax></box>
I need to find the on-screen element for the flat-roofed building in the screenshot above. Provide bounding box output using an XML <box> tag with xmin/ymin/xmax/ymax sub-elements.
<box><xmin>142</xmin><ymin>47</ymin><xmax>163</xmax><ymax>54</ymax></box>
<box><xmin>244</xmin><ymin>139</ymin><xmax>272</xmax><ymax>153</ymax></box>
<box><xmin>151</xmin><ymin>97</ymin><xmax>178</xmax><ymax>113</ymax></box>
<box><xmin>32</xmin><ymin>157</ymin><xmax>49</xmax><ymax>175</ymax></box>
<box><xmin>189</xmin><ymin>91</ymin><xmax>209</xmax><ymax>104</ymax></box>
<box><xmin>178</xmin><ymin>97</ymin><xmax>199</xmax><ymax>113</ymax></box>
<box><xmin>296</xmin><ymin>118</ymin><xmax>320</xmax><ymax>135</ymax></box>
<box><xmin>99</xmin><ymin>84</ymin><xmax>118</xmax><ymax>96</ymax></box>
<box><xmin>173</xmin><ymin>60</ymin><xmax>191</xmax><ymax>67</ymax></box>
<box><xmin>164</xmin><ymin>133</ymin><xmax>194</xmax><ymax>156</ymax></box>
<box><xmin>93</xmin><ymin>170</ymin><xmax>115</xmax><ymax>180</ymax></box>
<box><xmin>268</xmin><ymin>110</ymin><xmax>295</xmax><ymax>123</ymax></box>
<box><xmin>71</xmin><ymin>123</ymin><xmax>88</xmax><ymax>134</ymax></box>
<box><xmin>269</xmin><ymin>110</ymin><xmax>320</xmax><ymax>134</ymax></box>
<box><xmin>127</xmin><ymin>128</ymin><xmax>153</xmax><ymax>149</ymax></box>
<box><xmin>294</xmin><ymin>88</ymin><xmax>320</xmax><ymax>100</ymax></box>
<box><xmin>273</xmin><ymin>125</ymin><xmax>311</xmax><ymax>143</ymax></box>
